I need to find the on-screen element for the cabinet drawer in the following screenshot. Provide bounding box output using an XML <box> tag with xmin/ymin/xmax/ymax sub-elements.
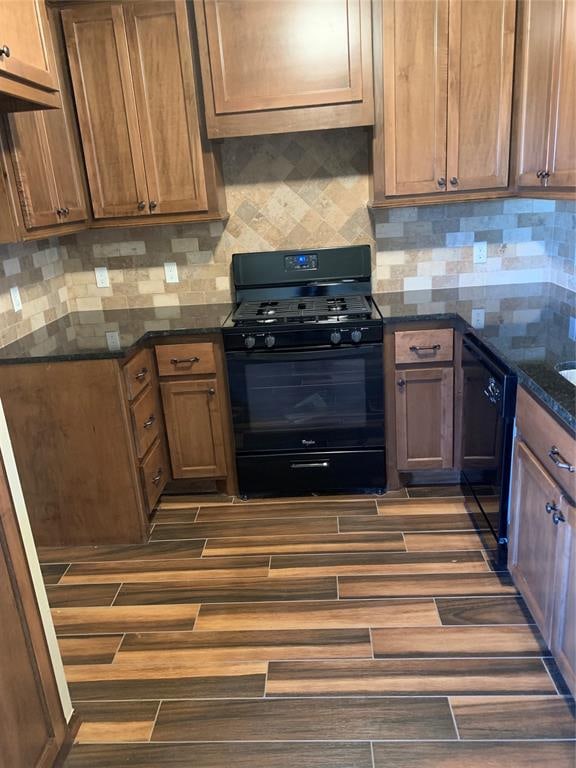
<box><xmin>123</xmin><ymin>348</ymin><xmax>154</xmax><ymax>401</ymax></box>
<box><xmin>395</xmin><ymin>329</ymin><xmax>454</xmax><ymax>364</ymax></box>
<box><xmin>131</xmin><ymin>386</ymin><xmax>161</xmax><ymax>459</ymax></box>
<box><xmin>517</xmin><ymin>388</ymin><xmax>576</xmax><ymax>500</ymax></box>
<box><xmin>156</xmin><ymin>343</ymin><xmax>216</xmax><ymax>377</ymax></box>
<box><xmin>141</xmin><ymin>438</ymin><xmax>169</xmax><ymax>512</ymax></box>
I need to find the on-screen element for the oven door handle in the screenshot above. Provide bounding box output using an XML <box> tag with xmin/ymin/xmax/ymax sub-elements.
<box><xmin>290</xmin><ymin>461</ymin><xmax>330</xmax><ymax>469</ymax></box>
<box><xmin>226</xmin><ymin>344</ymin><xmax>381</xmax><ymax>363</ymax></box>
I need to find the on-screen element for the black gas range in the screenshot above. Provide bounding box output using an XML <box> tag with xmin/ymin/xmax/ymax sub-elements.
<box><xmin>222</xmin><ymin>245</ymin><xmax>386</xmax><ymax>498</ymax></box>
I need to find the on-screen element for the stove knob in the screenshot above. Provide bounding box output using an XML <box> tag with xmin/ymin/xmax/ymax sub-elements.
<box><xmin>351</xmin><ymin>329</ymin><xmax>362</xmax><ymax>343</ymax></box>
<box><xmin>244</xmin><ymin>335</ymin><xmax>256</xmax><ymax>349</ymax></box>
<box><xmin>330</xmin><ymin>331</ymin><xmax>342</xmax><ymax>345</ymax></box>
<box><xmin>264</xmin><ymin>334</ymin><xmax>276</xmax><ymax>348</ymax></box>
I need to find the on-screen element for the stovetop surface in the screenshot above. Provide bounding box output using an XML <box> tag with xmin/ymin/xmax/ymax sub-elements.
<box><xmin>226</xmin><ymin>295</ymin><xmax>379</xmax><ymax>327</ymax></box>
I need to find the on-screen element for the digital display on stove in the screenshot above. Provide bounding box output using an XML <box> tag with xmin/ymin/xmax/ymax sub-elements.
<box><xmin>284</xmin><ymin>253</ymin><xmax>318</xmax><ymax>271</ymax></box>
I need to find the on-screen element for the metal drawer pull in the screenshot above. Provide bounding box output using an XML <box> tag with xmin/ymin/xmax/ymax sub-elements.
<box><xmin>170</xmin><ymin>356</ymin><xmax>199</xmax><ymax>365</ymax></box>
<box><xmin>152</xmin><ymin>468</ymin><xmax>163</xmax><ymax>485</ymax></box>
<box><xmin>143</xmin><ymin>414</ymin><xmax>156</xmax><ymax>429</ymax></box>
<box><xmin>0</xmin><ymin>45</ymin><xmax>10</xmax><ymax>58</ymax></box>
<box><xmin>207</xmin><ymin>388</ymin><xmax>215</xmax><ymax>395</ymax></box>
<box><xmin>552</xmin><ymin>510</ymin><xmax>566</xmax><ymax>525</ymax></box>
<box><xmin>135</xmin><ymin>367</ymin><xmax>148</xmax><ymax>380</ymax></box>
<box><xmin>409</xmin><ymin>344</ymin><xmax>441</xmax><ymax>352</ymax></box>
<box><xmin>548</xmin><ymin>446</ymin><xmax>575</xmax><ymax>472</ymax></box>
<box><xmin>290</xmin><ymin>461</ymin><xmax>330</xmax><ymax>469</ymax></box>
<box><xmin>545</xmin><ymin>501</ymin><xmax>559</xmax><ymax>514</ymax></box>
<box><xmin>397</xmin><ymin>379</ymin><xmax>406</xmax><ymax>389</ymax></box>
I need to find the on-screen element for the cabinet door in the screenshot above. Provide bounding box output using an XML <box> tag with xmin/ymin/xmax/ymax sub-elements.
<box><xmin>62</xmin><ymin>4</ymin><xmax>148</xmax><ymax>219</ymax></box>
<box><xmin>515</xmin><ymin>0</ymin><xmax>561</xmax><ymax>187</ymax></box>
<box><xmin>6</xmin><ymin>111</ymin><xmax>59</xmax><ymax>228</ymax></box>
<box><xmin>509</xmin><ymin>439</ymin><xmax>562</xmax><ymax>640</ymax></box>
<box><xmin>161</xmin><ymin>379</ymin><xmax>227</xmax><ymax>479</ymax></box>
<box><xmin>548</xmin><ymin>0</ymin><xmax>576</xmax><ymax>188</ymax></box>
<box><xmin>382</xmin><ymin>0</ymin><xmax>448</xmax><ymax>196</ymax></box>
<box><xmin>395</xmin><ymin>367</ymin><xmax>454</xmax><ymax>470</ymax></box>
<box><xmin>0</xmin><ymin>128</ymin><xmax>20</xmax><ymax>244</ymax></box>
<box><xmin>446</xmin><ymin>0</ymin><xmax>515</xmax><ymax>190</ymax></box>
<box><xmin>194</xmin><ymin>0</ymin><xmax>373</xmax><ymax>137</ymax></box>
<box><xmin>551</xmin><ymin>506</ymin><xmax>576</xmax><ymax>696</ymax></box>
<box><xmin>0</xmin><ymin>457</ymin><xmax>68</xmax><ymax>768</ymax></box>
<box><xmin>124</xmin><ymin>1</ymin><xmax>208</xmax><ymax>215</ymax></box>
<box><xmin>0</xmin><ymin>0</ymin><xmax>57</xmax><ymax>92</ymax></box>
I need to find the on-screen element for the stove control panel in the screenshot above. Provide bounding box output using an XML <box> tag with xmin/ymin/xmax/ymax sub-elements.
<box><xmin>226</xmin><ymin>325</ymin><xmax>381</xmax><ymax>352</ymax></box>
<box><xmin>284</xmin><ymin>253</ymin><xmax>318</xmax><ymax>271</ymax></box>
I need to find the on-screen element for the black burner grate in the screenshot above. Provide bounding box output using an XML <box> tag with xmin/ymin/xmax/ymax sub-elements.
<box><xmin>231</xmin><ymin>296</ymin><xmax>372</xmax><ymax>325</ymax></box>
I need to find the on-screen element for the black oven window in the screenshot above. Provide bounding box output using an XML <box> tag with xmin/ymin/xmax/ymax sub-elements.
<box><xmin>243</xmin><ymin>357</ymin><xmax>368</xmax><ymax>431</ymax></box>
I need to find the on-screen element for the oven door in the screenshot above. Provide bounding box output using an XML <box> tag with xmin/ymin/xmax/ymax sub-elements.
<box><xmin>226</xmin><ymin>344</ymin><xmax>385</xmax><ymax>453</ymax></box>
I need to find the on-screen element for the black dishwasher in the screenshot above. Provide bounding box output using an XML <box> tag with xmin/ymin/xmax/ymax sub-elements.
<box><xmin>461</xmin><ymin>334</ymin><xmax>517</xmax><ymax>561</ymax></box>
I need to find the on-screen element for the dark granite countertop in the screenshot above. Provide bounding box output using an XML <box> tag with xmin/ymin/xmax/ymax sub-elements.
<box><xmin>0</xmin><ymin>303</ymin><xmax>233</xmax><ymax>364</ymax></box>
<box><xmin>373</xmin><ymin>282</ymin><xmax>576</xmax><ymax>433</ymax></box>
<box><xmin>0</xmin><ymin>282</ymin><xmax>573</xmax><ymax>433</ymax></box>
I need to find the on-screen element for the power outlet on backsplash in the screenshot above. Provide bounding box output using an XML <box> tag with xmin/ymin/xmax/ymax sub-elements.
<box><xmin>10</xmin><ymin>286</ymin><xmax>22</xmax><ymax>313</ymax></box>
<box><xmin>471</xmin><ymin>308</ymin><xmax>485</xmax><ymax>329</ymax></box>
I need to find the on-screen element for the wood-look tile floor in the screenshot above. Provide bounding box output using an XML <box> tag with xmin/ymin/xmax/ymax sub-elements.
<box><xmin>36</xmin><ymin>492</ymin><xmax>576</xmax><ymax>767</ymax></box>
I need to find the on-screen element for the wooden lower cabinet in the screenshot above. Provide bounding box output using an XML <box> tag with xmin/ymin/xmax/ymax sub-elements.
<box><xmin>509</xmin><ymin>393</ymin><xmax>576</xmax><ymax>696</ymax></box>
<box><xmin>508</xmin><ymin>439</ymin><xmax>563</xmax><ymax>633</ymax></box>
<box><xmin>552</xmin><ymin>516</ymin><xmax>576</xmax><ymax>694</ymax></box>
<box><xmin>395</xmin><ymin>366</ymin><xmax>454</xmax><ymax>470</ymax></box>
<box><xmin>0</xmin><ymin>457</ymin><xmax>69</xmax><ymax>767</ymax></box>
<box><xmin>161</xmin><ymin>379</ymin><xmax>227</xmax><ymax>479</ymax></box>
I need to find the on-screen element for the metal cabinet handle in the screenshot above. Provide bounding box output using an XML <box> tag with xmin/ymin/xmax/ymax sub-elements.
<box><xmin>397</xmin><ymin>379</ymin><xmax>406</xmax><ymax>389</ymax></box>
<box><xmin>549</xmin><ymin>447</ymin><xmax>575</xmax><ymax>473</ymax></box>
<box><xmin>143</xmin><ymin>414</ymin><xmax>156</xmax><ymax>429</ymax></box>
<box><xmin>135</xmin><ymin>367</ymin><xmax>148</xmax><ymax>380</ymax></box>
<box><xmin>149</xmin><ymin>200</ymin><xmax>157</xmax><ymax>211</ymax></box>
<box><xmin>552</xmin><ymin>510</ymin><xmax>566</xmax><ymax>525</ymax></box>
<box><xmin>207</xmin><ymin>387</ymin><xmax>215</xmax><ymax>395</ymax></box>
<box><xmin>290</xmin><ymin>461</ymin><xmax>330</xmax><ymax>469</ymax></box>
<box><xmin>409</xmin><ymin>344</ymin><xmax>441</xmax><ymax>352</ymax></box>
<box><xmin>170</xmin><ymin>356</ymin><xmax>199</xmax><ymax>366</ymax></box>
<box><xmin>137</xmin><ymin>200</ymin><xmax>146</xmax><ymax>211</ymax></box>
<box><xmin>545</xmin><ymin>501</ymin><xmax>558</xmax><ymax>514</ymax></box>
<box><xmin>450</xmin><ymin>177</ymin><xmax>459</xmax><ymax>186</ymax></box>
<box><xmin>62</xmin><ymin>207</ymin><xmax>70</xmax><ymax>216</ymax></box>
<box><xmin>152</xmin><ymin>467</ymin><xmax>163</xmax><ymax>485</ymax></box>
<box><xmin>0</xmin><ymin>45</ymin><xmax>10</xmax><ymax>58</ymax></box>
<box><xmin>56</xmin><ymin>208</ymin><xmax>65</xmax><ymax>216</ymax></box>
<box><xmin>437</xmin><ymin>177</ymin><xmax>446</xmax><ymax>188</ymax></box>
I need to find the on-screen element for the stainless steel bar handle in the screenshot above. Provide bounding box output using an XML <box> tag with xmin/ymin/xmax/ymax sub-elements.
<box><xmin>409</xmin><ymin>344</ymin><xmax>441</xmax><ymax>352</ymax></box>
<box><xmin>135</xmin><ymin>367</ymin><xmax>148</xmax><ymax>380</ymax></box>
<box><xmin>548</xmin><ymin>446</ymin><xmax>575</xmax><ymax>473</ymax></box>
<box><xmin>170</xmin><ymin>357</ymin><xmax>199</xmax><ymax>365</ymax></box>
<box><xmin>290</xmin><ymin>461</ymin><xmax>330</xmax><ymax>469</ymax></box>
<box><xmin>152</xmin><ymin>468</ymin><xmax>163</xmax><ymax>485</ymax></box>
<box><xmin>143</xmin><ymin>414</ymin><xmax>156</xmax><ymax>429</ymax></box>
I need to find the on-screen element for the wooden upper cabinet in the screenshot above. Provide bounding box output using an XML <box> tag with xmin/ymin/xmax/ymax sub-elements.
<box><xmin>124</xmin><ymin>1</ymin><xmax>208</xmax><ymax>214</ymax></box>
<box><xmin>374</xmin><ymin>0</ymin><xmax>515</xmax><ymax>202</ymax></box>
<box><xmin>0</xmin><ymin>129</ymin><xmax>20</xmax><ymax>244</ymax></box>
<box><xmin>446</xmin><ymin>0</ymin><xmax>515</xmax><ymax>191</ymax></box>
<box><xmin>0</xmin><ymin>0</ymin><xmax>60</xmax><ymax>110</ymax></box>
<box><xmin>62</xmin><ymin>1</ymin><xmax>220</xmax><ymax>221</ymax></box>
<box><xmin>515</xmin><ymin>0</ymin><xmax>575</xmax><ymax>191</ymax></box>
<box><xmin>193</xmin><ymin>0</ymin><xmax>374</xmax><ymax>138</ymax></box>
<box><xmin>382</xmin><ymin>0</ymin><xmax>449</xmax><ymax>197</ymax></box>
<box><xmin>61</xmin><ymin>4</ymin><xmax>149</xmax><ymax>219</ymax></box>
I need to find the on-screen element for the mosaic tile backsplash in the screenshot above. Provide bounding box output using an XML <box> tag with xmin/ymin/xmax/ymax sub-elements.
<box><xmin>0</xmin><ymin>128</ymin><xmax>573</xmax><ymax>346</ymax></box>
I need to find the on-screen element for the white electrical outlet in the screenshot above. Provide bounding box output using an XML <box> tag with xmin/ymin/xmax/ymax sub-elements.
<box><xmin>471</xmin><ymin>308</ymin><xmax>485</xmax><ymax>329</ymax></box>
<box><xmin>473</xmin><ymin>242</ymin><xmax>488</xmax><ymax>264</ymax></box>
<box><xmin>105</xmin><ymin>331</ymin><xmax>121</xmax><ymax>351</ymax></box>
<box><xmin>10</xmin><ymin>286</ymin><xmax>22</xmax><ymax>312</ymax></box>
<box><xmin>164</xmin><ymin>262</ymin><xmax>179</xmax><ymax>283</ymax></box>
<box><xmin>94</xmin><ymin>266</ymin><xmax>110</xmax><ymax>288</ymax></box>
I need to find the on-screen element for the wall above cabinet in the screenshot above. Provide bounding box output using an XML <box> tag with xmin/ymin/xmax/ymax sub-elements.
<box><xmin>193</xmin><ymin>0</ymin><xmax>374</xmax><ymax>138</ymax></box>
